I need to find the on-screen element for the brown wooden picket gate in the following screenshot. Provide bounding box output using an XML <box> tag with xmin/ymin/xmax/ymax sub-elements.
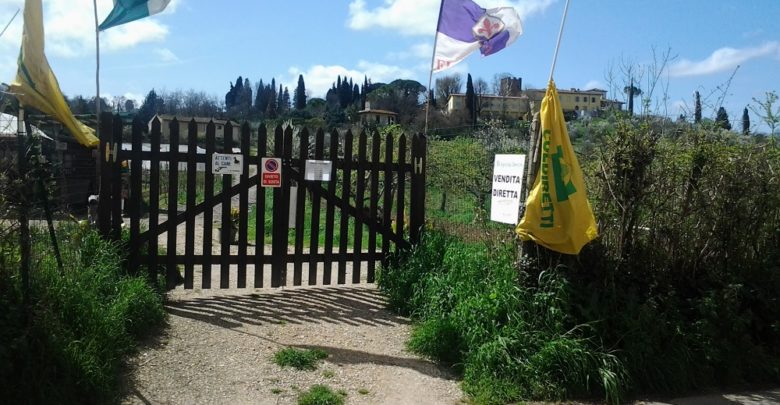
<box><xmin>96</xmin><ymin>113</ymin><xmax>426</xmax><ymax>289</ymax></box>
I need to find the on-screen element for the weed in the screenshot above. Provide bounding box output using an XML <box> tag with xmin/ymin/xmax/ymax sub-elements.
<box><xmin>297</xmin><ymin>385</ymin><xmax>346</xmax><ymax>405</ymax></box>
<box><xmin>358</xmin><ymin>388</ymin><xmax>370</xmax><ymax>395</ymax></box>
<box><xmin>322</xmin><ymin>369</ymin><xmax>335</xmax><ymax>378</ymax></box>
<box><xmin>271</xmin><ymin>388</ymin><xmax>284</xmax><ymax>395</ymax></box>
<box><xmin>274</xmin><ymin>347</ymin><xmax>328</xmax><ymax>370</ymax></box>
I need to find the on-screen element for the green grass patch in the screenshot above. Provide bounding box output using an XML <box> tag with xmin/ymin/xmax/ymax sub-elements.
<box><xmin>0</xmin><ymin>225</ymin><xmax>166</xmax><ymax>403</ymax></box>
<box><xmin>297</xmin><ymin>384</ymin><xmax>346</xmax><ymax>405</ymax></box>
<box><xmin>379</xmin><ymin>230</ymin><xmax>627</xmax><ymax>404</ymax></box>
<box><xmin>273</xmin><ymin>347</ymin><xmax>328</xmax><ymax>370</ymax></box>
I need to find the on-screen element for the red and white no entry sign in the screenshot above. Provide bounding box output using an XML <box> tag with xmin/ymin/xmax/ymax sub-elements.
<box><xmin>261</xmin><ymin>157</ymin><xmax>282</xmax><ymax>187</ymax></box>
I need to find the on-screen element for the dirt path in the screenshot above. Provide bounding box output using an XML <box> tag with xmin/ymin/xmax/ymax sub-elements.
<box><xmin>121</xmin><ymin>284</ymin><xmax>464</xmax><ymax>405</ymax></box>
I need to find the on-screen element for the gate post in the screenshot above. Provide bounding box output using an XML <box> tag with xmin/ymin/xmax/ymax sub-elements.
<box><xmin>409</xmin><ymin>133</ymin><xmax>426</xmax><ymax>245</ymax></box>
<box><xmin>97</xmin><ymin>112</ymin><xmax>114</xmax><ymax>238</ymax></box>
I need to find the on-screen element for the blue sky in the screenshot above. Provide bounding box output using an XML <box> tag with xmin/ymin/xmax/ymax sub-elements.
<box><xmin>0</xmin><ymin>0</ymin><xmax>778</xmax><ymax>130</ymax></box>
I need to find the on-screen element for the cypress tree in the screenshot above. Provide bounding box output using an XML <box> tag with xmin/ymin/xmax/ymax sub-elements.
<box><xmin>465</xmin><ymin>74</ymin><xmax>476</xmax><ymax>125</ymax></box>
<box><xmin>715</xmin><ymin>107</ymin><xmax>731</xmax><ymax>130</ymax></box>
<box><xmin>742</xmin><ymin>107</ymin><xmax>750</xmax><ymax>135</ymax></box>
<box><xmin>294</xmin><ymin>74</ymin><xmax>306</xmax><ymax>110</ymax></box>
<box><xmin>694</xmin><ymin>91</ymin><xmax>702</xmax><ymax>124</ymax></box>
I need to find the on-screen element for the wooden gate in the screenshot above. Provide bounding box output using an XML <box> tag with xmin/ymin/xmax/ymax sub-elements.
<box><xmin>96</xmin><ymin>113</ymin><xmax>426</xmax><ymax>289</ymax></box>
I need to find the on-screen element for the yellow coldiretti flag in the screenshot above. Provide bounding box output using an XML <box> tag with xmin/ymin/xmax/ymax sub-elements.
<box><xmin>516</xmin><ymin>80</ymin><xmax>597</xmax><ymax>254</ymax></box>
<box><xmin>9</xmin><ymin>0</ymin><xmax>98</xmax><ymax>148</ymax></box>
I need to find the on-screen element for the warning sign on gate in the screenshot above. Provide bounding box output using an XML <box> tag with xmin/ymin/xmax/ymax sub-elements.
<box><xmin>261</xmin><ymin>157</ymin><xmax>282</xmax><ymax>187</ymax></box>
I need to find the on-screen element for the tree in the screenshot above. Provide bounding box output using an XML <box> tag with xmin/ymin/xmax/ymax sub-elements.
<box><xmin>365</xmin><ymin>79</ymin><xmax>425</xmax><ymax>127</ymax></box>
<box><xmin>715</xmin><ymin>107</ymin><xmax>731</xmax><ymax>130</ymax></box>
<box><xmin>138</xmin><ymin>89</ymin><xmax>163</xmax><ymax>125</ymax></box>
<box><xmin>465</xmin><ymin>74</ymin><xmax>476</xmax><ymax>125</ymax></box>
<box><xmin>124</xmin><ymin>99</ymin><xmax>135</xmax><ymax>113</ymax></box>
<box><xmin>750</xmin><ymin>90</ymin><xmax>780</xmax><ymax>136</ymax></box>
<box><xmin>742</xmin><ymin>107</ymin><xmax>750</xmax><ymax>135</ymax></box>
<box><xmin>694</xmin><ymin>91</ymin><xmax>702</xmax><ymax>124</ymax></box>
<box><xmin>435</xmin><ymin>74</ymin><xmax>462</xmax><ymax>104</ymax></box>
<box><xmin>623</xmin><ymin>79</ymin><xmax>642</xmax><ymax>116</ymax></box>
<box><xmin>294</xmin><ymin>74</ymin><xmax>307</xmax><ymax>110</ymax></box>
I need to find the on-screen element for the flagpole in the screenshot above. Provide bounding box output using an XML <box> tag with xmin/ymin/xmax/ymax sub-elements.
<box><xmin>548</xmin><ymin>0</ymin><xmax>571</xmax><ymax>82</ymax></box>
<box><xmin>424</xmin><ymin>0</ymin><xmax>446</xmax><ymax>135</ymax></box>
<box><xmin>93</xmin><ymin>0</ymin><xmax>100</xmax><ymax>137</ymax></box>
<box><xmin>0</xmin><ymin>8</ymin><xmax>19</xmax><ymax>39</ymax></box>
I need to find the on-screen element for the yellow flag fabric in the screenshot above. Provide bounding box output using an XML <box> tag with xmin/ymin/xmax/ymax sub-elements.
<box><xmin>516</xmin><ymin>80</ymin><xmax>597</xmax><ymax>254</ymax></box>
<box><xmin>9</xmin><ymin>0</ymin><xmax>98</xmax><ymax>148</ymax></box>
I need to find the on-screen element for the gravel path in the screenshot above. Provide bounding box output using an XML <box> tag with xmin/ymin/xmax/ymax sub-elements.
<box><xmin>121</xmin><ymin>284</ymin><xmax>464</xmax><ymax>405</ymax></box>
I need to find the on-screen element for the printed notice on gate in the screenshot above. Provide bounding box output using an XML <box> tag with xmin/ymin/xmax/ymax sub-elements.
<box><xmin>261</xmin><ymin>157</ymin><xmax>282</xmax><ymax>187</ymax></box>
<box><xmin>212</xmin><ymin>153</ymin><xmax>243</xmax><ymax>175</ymax></box>
<box><xmin>490</xmin><ymin>154</ymin><xmax>526</xmax><ymax>224</ymax></box>
<box><xmin>304</xmin><ymin>160</ymin><xmax>332</xmax><ymax>181</ymax></box>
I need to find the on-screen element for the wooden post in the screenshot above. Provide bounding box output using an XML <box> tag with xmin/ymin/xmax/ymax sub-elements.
<box><xmin>409</xmin><ymin>133</ymin><xmax>426</xmax><ymax>245</ymax></box>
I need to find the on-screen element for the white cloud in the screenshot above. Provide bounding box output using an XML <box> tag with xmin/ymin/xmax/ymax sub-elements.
<box><xmin>154</xmin><ymin>47</ymin><xmax>180</xmax><ymax>63</ymax></box>
<box><xmin>287</xmin><ymin>61</ymin><xmax>418</xmax><ymax>98</ymax></box>
<box><xmin>348</xmin><ymin>0</ymin><xmax>555</xmax><ymax>36</ymax></box>
<box><xmin>668</xmin><ymin>42</ymin><xmax>780</xmax><ymax>77</ymax></box>
<box><xmin>583</xmin><ymin>80</ymin><xmax>605</xmax><ymax>90</ymax></box>
<box><xmin>0</xmin><ymin>0</ymin><xmax>173</xmax><ymax>59</ymax></box>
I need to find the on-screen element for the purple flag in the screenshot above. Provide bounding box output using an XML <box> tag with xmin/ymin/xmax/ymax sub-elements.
<box><xmin>433</xmin><ymin>0</ymin><xmax>522</xmax><ymax>73</ymax></box>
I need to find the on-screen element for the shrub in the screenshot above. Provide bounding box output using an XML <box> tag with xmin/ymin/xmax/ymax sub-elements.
<box><xmin>381</xmin><ymin>231</ymin><xmax>627</xmax><ymax>404</ymax></box>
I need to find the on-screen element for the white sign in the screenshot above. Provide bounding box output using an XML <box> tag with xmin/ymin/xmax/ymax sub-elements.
<box><xmin>288</xmin><ymin>186</ymin><xmax>297</xmax><ymax>227</ymax></box>
<box><xmin>261</xmin><ymin>157</ymin><xmax>282</xmax><ymax>187</ymax></box>
<box><xmin>304</xmin><ymin>159</ymin><xmax>333</xmax><ymax>181</ymax></box>
<box><xmin>490</xmin><ymin>154</ymin><xmax>526</xmax><ymax>224</ymax></box>
<box><xmin>212</xmin><ymin>153</ymin><xmax>243</xmax><ymax>175</ymax></box>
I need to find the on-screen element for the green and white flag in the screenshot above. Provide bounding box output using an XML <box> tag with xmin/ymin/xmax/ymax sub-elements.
<box><xmin>99</xmin><ymin>0</ymin><xmax>170</xmax><ymax>31</ymax></box>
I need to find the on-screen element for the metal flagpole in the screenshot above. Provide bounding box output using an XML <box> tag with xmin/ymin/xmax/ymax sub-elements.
<box><xmin>93</xmin><ymin>0</ymin><xmax>100</xmax><ymax>136</ymax></box>
<box><xmin>0</xmin><ymin>8</ymin><xmax>19</xmax><ymax>39</ymax></box>
<box><xmin>424</xmin><ymin>0</ymin><xmax>446</xmax><ymax>135</ymax></box>
<box><xmin>548</xmin><ymin>0</ymin><xmax>571</xmax><ymax>82</ymax></box>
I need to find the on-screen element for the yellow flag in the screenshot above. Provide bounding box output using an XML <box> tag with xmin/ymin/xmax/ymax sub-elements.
<box><xmin>516</xmin><ymin>80</ymin><xmax>597</xmax><ymax>254</ymax></box>
<box><xmin>9</xmin><ymin>0</ymin><xmax>98</xmax><ymax>148</ymax></box>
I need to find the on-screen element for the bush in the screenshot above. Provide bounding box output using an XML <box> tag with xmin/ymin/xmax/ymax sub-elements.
<box><xmin>0</xmin><ymin>225</ymin><xmax>165</xmax><ymax>403</ymax></box>
<box><xmin>380</xmin><ymin>232</ymin><xmax>627</xmax><ymax>404</ymax></box>
<box><xmin>297</xmin><ymin>385</ymin><xmax>346</xmax><ymax>405</ymax></box>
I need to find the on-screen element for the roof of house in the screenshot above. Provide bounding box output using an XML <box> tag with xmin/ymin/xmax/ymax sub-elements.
<box><xmin>151</xmin><ymin>114</ymin><xmax>240</xmax><ymax>126</ymax></box>
<box><xmin>357</xmin><ymin>108</ymin><xmax>398</xmax><ymax>116</ymax></box>
<box><xmin>0</xmin><ymin>113</ymin><xmax>53</xmax><ymax>140</ymax></box>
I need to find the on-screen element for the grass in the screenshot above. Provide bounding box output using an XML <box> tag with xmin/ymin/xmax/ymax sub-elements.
<box><xmin>273</xmin><ymin>347</ymin><xmax>328</xmax><ymax>370</ymax></box>
<box><xmin>321</xmin><ymin>369</ymin><xmax>335</xmax><ymax>378</ymax></box>
<box><xmin>297</xmin><ymin>385</ymin><xmax>346</xmax><ymax>405</ymax></box>
<box><xmin>358</xmin><ymin>388</ymin><xmax>370</xmax><ymax>395</ymax></box>
<box><xmin>0</xmin><ymin>224</ymin><xmax>166</xmax><ymax>403</ymax></box>
<box><xmin>379</xmin><ymin>230</ymin><xmax>627</xmax><ymax>405</ymax></box>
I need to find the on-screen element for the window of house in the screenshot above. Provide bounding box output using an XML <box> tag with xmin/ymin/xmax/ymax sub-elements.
<box><xmin>375</xmin><ymin>115</ymin><xmax>380</xmax><ymax>123</ymax></box>
<box><xmin>592</xmin><ymin>97</ymin><xmax>596</xmax><ymax>103</ymax></box>
<box><xmin>575</xmin><ymin>96</ymin><xmax>579</xmax><ymax>102</ymax></box>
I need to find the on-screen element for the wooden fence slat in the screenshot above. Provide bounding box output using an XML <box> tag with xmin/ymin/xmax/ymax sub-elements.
<box><xmin>184</xmin><ymin>119</ymin><xmax>197</xmax><ymax>289</ymax></box>
<box><xmin>202</xmin><ymin>121</ymin><xmax>216</xmax><ymax>289</ymax></box>
<box><xmin>338</xmin><ymin>130</ymin><xmax>353</xmax><ymax>285</ymax></box>
<box><xmin>167</xmin><ymin>119</ymin><xmax>180</xmax><ymax>289</ymax></box>
<box><xmin>237</xmin><ymin>122</ymin><xmax>251</xmax><ymax>288</ymax></box>
<box><xmin>148</xmin><ymin>117</ymin><xmax>161</xmax><ymax>282</ymax></box>
<box><xmin>220</xmin><ymin>123</ymin><xmax>234</xmax><ymax>288</ymax></box>
<box><xmin>379</xmin><ymin>134</ymin><xmax>394</xmax><ymax>277</ymax></box>
<box><xmin>129</xmin><ymin>118</ymin><xmax>143</xmax><ymax>275</ymax></box>
<box><xmin>396</xmin><ymin>134</ymin><xmax>407</xmax><ymax>252</ymax></box>
<box><xmin>255</xmin><ymin>124</ymin><xmax>267</xmax><ymax>288</ymax></box>
<box><xmin>293</xmin><ymin>128</ymin><xmax>309</xmax><ymax>286</ymax></box>
<box><xmin>322</xmin><ymin>130</ymin><xmax>338</xmax><ymax>285</ymax></box>
<box><xmin>352</xmin><ymin>130</ymin><xmax>367</xmax><ymax>283</ymax></box>
<box><xmin>281</xmin><ymin>126</ymin><xmax>294</xmax><ymax>286</ymax></box>
<box><xmin>308</xmin><ymin>129</ymin><xmax>325</xmax><ymax>285</ymax></box>
<box><xmin>368</xmin><ymin>131</ymin><xmax>380</xmax><ymax>278</ymax></box>
<box><xmin>271</xmin><ymin>125</ymin><xmax>285</xmax><ymax>287</ymax></box>
<box><xmin>110</xmin><ymin>114</ymin><xmax>123</xmax><ymax>241</ymax></box>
